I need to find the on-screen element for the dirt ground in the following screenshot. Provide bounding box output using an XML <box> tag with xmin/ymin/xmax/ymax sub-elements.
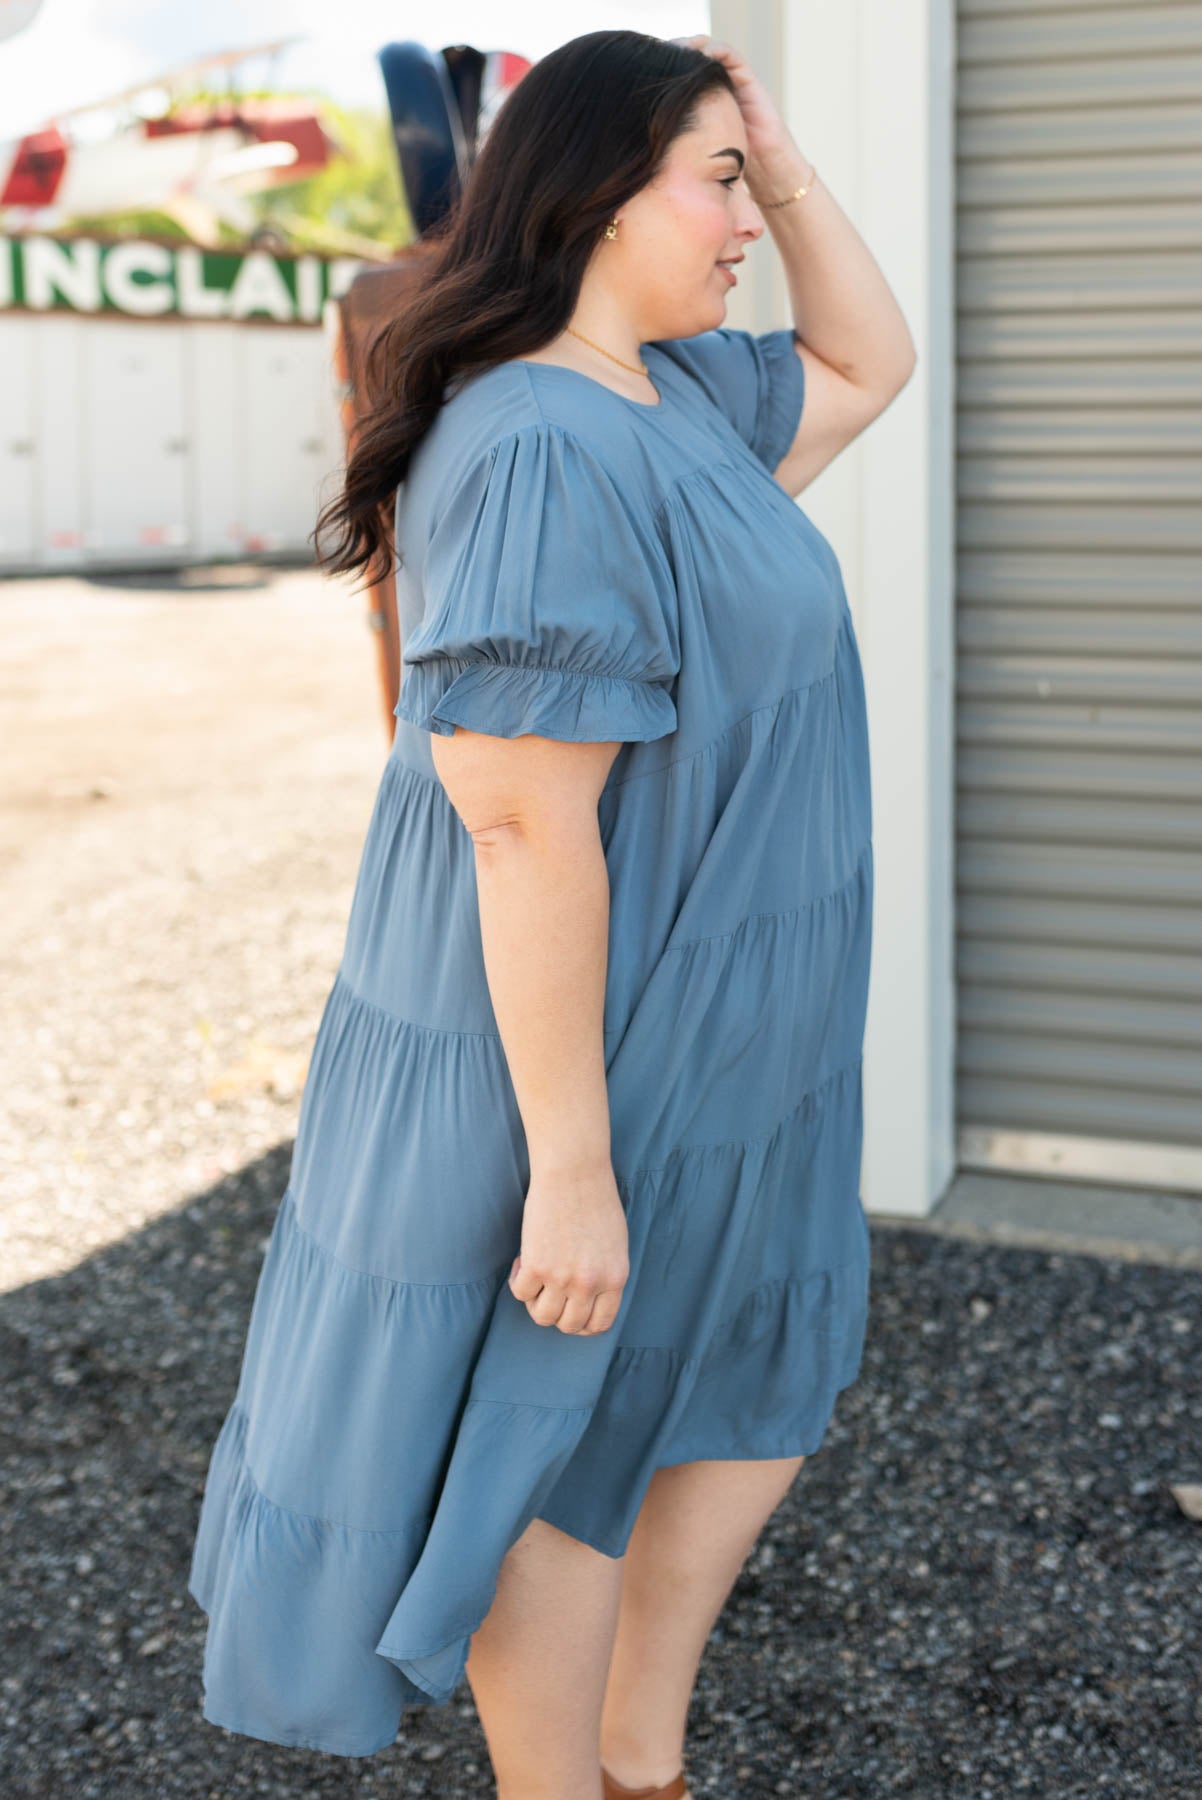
<box><xmin>1</xmin><ymin>560</ymin><xmax>386</xmax><ymax>1292</ymax></box>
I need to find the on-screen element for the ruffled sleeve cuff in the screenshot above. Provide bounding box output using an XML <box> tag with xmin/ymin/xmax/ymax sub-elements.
<box><xmin>394</xmin><ymin>655</ymin><xmax>678</xmax><ymax>744</ymax></box>
<box><xmin>751</xmin><ymin>327</ymin><xmax>806</xmax><ymax>472</ymax></box>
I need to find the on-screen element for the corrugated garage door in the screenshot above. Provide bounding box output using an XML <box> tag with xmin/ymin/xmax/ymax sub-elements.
<box><xmin>955</xmin><ymin>2</ymin><xmax>1202</xmax><ymax>1193</ymax></box>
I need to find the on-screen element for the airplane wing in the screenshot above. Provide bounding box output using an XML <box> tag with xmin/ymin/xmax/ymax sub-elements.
<box><xmin>42</xmin><ymin>36</ymin><xmax>304</xmax><ymax>122</ymax></box>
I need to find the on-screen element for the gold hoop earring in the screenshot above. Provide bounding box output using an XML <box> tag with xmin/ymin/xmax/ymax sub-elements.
<box><xmin>604</xmin><ymin>219</ymin><xmax>618</xmax><ymax>240</ymax></box>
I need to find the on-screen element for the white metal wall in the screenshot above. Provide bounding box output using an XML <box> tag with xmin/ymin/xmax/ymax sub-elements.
<box><xmin>954</xmin><ymin>2</ymin><xmax>1202</xmax><ymax>1193</ymax></box>
<box><xmin>0</xmin><ymin>317</ymin><xmax>343</xmax><ymax>572</ymax></box>
<box><xmin>716</xmin><ymin>0</ymin><xmax>959</xmax><ymax>1220</ymax></box>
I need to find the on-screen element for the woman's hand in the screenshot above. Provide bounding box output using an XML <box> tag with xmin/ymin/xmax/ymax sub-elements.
<box><xmin>672</xmin><ymin>33</ymin><xmax>808</xmax><ymax>207</ymax></box>
<box><xmin>508</xmin><ymin>1162</ymin><xmax>630</xmax><ymax>1335</ymax></box>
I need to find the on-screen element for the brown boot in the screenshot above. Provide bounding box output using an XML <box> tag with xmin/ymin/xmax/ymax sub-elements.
<box><xmin>600</xmin><ymin>1767</ymin><xmax>689</xmax><ymax>1800</ymax></box>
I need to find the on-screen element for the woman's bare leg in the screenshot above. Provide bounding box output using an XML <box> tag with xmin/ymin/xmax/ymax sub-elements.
<box><xmin>464</xmin><ymin>1454</ymin><xmax>805</xmax><ymax>1799</ymax></box>
<box><xmin>465</xmin><ymin>1515</ymin><xmax>626</xmax><ymax>1800</ymax></box>
<box><xmin>598</xmin><ymin>1454</ymin><xmax>807</xmax><ymax>1796</ymax></box>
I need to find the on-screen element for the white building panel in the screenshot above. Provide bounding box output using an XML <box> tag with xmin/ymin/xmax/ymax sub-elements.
<box><xmin>82</xmin><ymin>321</ymin><xmax>190</xmax><ymax>557</ymax></box>
<box><xmin>0</xmin><ymin>315</ymin><xmax>36</xmax><ymax>561</ymax></box>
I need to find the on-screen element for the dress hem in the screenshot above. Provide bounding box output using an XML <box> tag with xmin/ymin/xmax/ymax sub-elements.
<box><xmin>531</xmin><ymin>1362</ymin><xmax>866</xmax><ymax>1561</ymax></box>
<box><xmin>197</xmin><ymin>1694</ymin><xmax>399</xmax><ymax>1759</ymax></box>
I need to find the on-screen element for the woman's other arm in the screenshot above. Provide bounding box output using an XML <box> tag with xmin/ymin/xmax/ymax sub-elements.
<box><xmin>430</xmin><ymin>726</ymin><xmax>630</xmax><ymax>1337</ymax></box>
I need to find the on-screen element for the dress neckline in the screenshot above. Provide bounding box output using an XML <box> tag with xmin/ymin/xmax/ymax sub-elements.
<box><xmin>505</xmin><ymin>346</ymin><xmax>666</xmax><ymax>411</ymax></box>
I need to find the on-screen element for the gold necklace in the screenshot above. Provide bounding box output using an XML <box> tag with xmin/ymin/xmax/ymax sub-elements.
<box><xmin>565</xmin><ymin>325</ymin><xmax>647</xmax><ymax>376</ymax></box>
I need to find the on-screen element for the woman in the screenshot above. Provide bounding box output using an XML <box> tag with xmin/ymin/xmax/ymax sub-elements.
<box><xmin>188</xmin><ymin>28</ymin><xmax>915</xmax><ymax>1800</ymax></box>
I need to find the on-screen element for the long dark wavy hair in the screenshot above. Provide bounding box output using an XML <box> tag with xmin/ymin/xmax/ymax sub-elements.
<box><xmin>312</xmin><ymin>30</ymin><xmax>734</xmax><ymax>592</ymax></box>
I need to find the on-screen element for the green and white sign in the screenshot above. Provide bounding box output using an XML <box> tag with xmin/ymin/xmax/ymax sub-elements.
<box><xmin>0</xmin><ymin>234</ymin><xmax>367</xmax><ymax>323</ymax></box>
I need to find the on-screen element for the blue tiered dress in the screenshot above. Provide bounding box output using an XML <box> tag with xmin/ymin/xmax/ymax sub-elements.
<box><xmin>188</xmin><ymin>326</ymin><xmax>874</xmax><ymax>1756</ymax></box>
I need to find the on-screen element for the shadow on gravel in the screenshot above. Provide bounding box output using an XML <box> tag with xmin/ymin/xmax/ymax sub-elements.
<box><xmin>1</xmin><ymin>1155</ymin><xmax>1199</xmax><ymax>1800</ymax></box>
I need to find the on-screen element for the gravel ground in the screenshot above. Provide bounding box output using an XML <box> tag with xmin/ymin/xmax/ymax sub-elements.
<box><xmin>2</xmin><ymin>568</ymin><xmax>1200</xmax><ymax>1799</ymax></box>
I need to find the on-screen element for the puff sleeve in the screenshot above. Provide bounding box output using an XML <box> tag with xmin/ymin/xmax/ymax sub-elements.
<box><xmin>394</xmin><ymin>423</ymin><xmax>680</xmax><ymax>744</ymax></box>
<box><xmin>654</xmin><ymin>326</ymin><xmax>805</xmax><ymax>472</ymax></box>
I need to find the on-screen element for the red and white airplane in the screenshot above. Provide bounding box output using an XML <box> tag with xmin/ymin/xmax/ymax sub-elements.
<box><xmin>0</xmin><ymin>37</ymin><xmax>345</xmax><ymax>244</ymax></box>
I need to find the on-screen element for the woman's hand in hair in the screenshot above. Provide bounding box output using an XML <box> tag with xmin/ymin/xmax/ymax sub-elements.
<box><xmin>671</xmin><ymin>33</ymin><xmax>804</xmax><ymax>210</ymax></box>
